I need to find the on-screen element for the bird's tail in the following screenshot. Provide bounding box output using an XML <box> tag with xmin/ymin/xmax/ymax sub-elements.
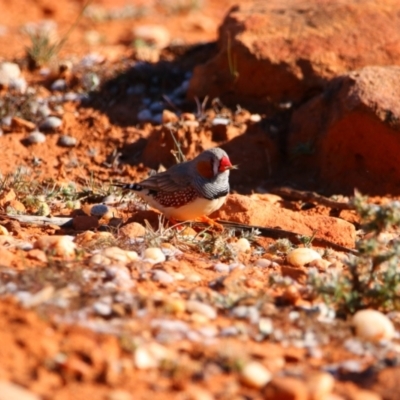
<box><xmin>113</xmin><ymin>182</ymin><xmax>143</xmax><ymax>191</ymax></box>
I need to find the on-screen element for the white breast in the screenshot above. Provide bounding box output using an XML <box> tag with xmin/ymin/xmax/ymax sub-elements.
<box><xmin>142</xmin><ymin>193</ymin><xmax>227</xmax><ymax>221</ymax></box>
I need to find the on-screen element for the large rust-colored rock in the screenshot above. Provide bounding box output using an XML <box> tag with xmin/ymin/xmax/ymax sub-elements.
<box><xmin>188</xmin><ymin>0</ymin><xmax>400</xmax><ymax>105</ymax></box>
<box><xmin>212</xmin><ymin>194</ymin><xmax>355</xmax><ymax>248</ymax></box>
<box><xmin>289</xmin><ymin>66</ymin><xmax>400</xmax><ymax>195</ymax></box>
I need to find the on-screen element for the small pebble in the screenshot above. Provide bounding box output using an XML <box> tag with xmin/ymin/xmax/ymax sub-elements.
<box><xmin>255</xmin><ymin>258</ymin><xmax>272</xmax><ymax>268</ymax></box>
<box><xmin>93</xmin><ymin>300</ymin><xmax>112</xmax><ymax>316</ymax></box>
<box><xmin>352</xmin><ymin>309</ymin><xmax>395</xmax><ymax>341</ymax></box>
<box><xmin>39</xmin><ymin>116</ymin><xmax>62</xmax><ymax>131</ymax></box>
<box><xmin>143</xmin><ymin>247</ymin><xmax>166</xmax><ymax>264</ymax></box>
<box><xmin>0</xmin><ymin>62</ymin><xmax>21</xmax><ymax>86</ymax></box>
<box><xmin>137</xmin><ymin>109</ymin><xmax>152</xmax><ymax>122</ymax></box>
<box><xmin>90</xmin><ymin>203</ymin><xmax>110</xmax><ymax>217</ymax></box>
<box><xmin>34</xmin><ymin>235</ymin><xmax>76</xmax><ymax>259</ymax></box>
<box><xmin>212</xmin><ymin>117</ymin><xmax>230</xmax><ymax>126</ymax></box>
<box><xmin>186</xmin><ymin>300</ymin><xmax>217</xmax><ymax>320</ymax></box>
<box><xmin>241</xmin><ymin>361</ymin><xmax>272</xmax><ymax>388</ymax></box>
<box><xmin>152</xmin><ymin>269</ymin><xmax>174</xmax><ymax>284</ymax></box>
<box><xmin>51</xmin><ymin>79</ymin><xmax>67</xmax><ymax>91</ymax></box>
<box><xmin>26</xmin><ymin>131</ymin><xmax>46</xmax><ymax>144</ymax></box>
<box><xmin>234</xmin><ymin>238</ymin><xmax>251</xmax><ymax>253</ymax></box>
<box><xmin>287</xmin><ymin>248</ymin><xmax>322</xmax><ymax>267</ymax></box>
<box><xmin>57</xmin><ymin>135</ymin><xmax>77</xmax><ymax>147</ymax></box>
<box><xmin>214</xmin><ymin>262</ymin><xmax>230</xmax><ymax>273</ymax></box>
<box><xmin>134</xmin><ymin>343</ymin><xmax>171</xmax><ymax>369</ymax></box>
<box><xmin>259</xmin><ymin>317</ymin><xmax>273</xmax><ymax>335</ymax></box>
<box><xmin>249</xmin><ymin>114</ymin><xmax>262</xmax><ymax>122</ymax></box>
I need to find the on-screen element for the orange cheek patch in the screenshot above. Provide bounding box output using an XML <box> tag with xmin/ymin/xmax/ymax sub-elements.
<box><xmin>196</xmin><ymin>160</ymin><xmax>214</xmax><ymax>179</ymax></box>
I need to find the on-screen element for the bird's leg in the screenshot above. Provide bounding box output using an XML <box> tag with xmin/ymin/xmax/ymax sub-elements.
<box><xmin>195</xmin><ymin>215</ymin><xmax>224</xmax><ymax>231</ymax></box>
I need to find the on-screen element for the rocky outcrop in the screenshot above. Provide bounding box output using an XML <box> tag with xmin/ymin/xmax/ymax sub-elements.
<box><xmin>288</xmin><ymin>66</ymin><xmax>400</xmax><ymax>195</ymax></box>
<box><xmin>188</xmin><ymin>0</ymin><xmax>400</xmax><ymax>106</ymax></box>
<box><xmin>212</xmin><ymin>194</ymin><xmax>356</xmax><ymax>248</ymax></box>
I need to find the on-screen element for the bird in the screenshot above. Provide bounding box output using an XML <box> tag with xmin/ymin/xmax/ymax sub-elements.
<box><xmin>116</xmin><ymin>147</ymin><xmax>235</xmax><ymax>229</ymax></box>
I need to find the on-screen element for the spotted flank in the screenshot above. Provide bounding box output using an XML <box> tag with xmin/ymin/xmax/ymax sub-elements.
<box><xmin>152</xmin><ymin>186</ymin><xmax>199</xmax><ymax>208</ymax></box>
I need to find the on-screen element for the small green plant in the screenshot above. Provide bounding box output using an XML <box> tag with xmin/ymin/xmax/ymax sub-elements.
<box><xmin>24</xmin><ymin>0</ymin><xmax>91</xmax><ymax>68</ymax></box>
<box><xmin>309</xmin><ymin>192</ymin><xmax>400</xmax><ymax>314</ymax></box>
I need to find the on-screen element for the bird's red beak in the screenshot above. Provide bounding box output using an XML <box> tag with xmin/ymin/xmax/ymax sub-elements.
<box><xmin>219</xmin><ymin>156</ymin><xmax>237</xmax><ymax>172</ymax></box>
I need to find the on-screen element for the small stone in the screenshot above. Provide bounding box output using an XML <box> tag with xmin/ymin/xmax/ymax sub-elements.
<box><xmin>137</xmin><ymin>109</ymin><xmax>152</xmax><ymax>122</ymax></box>
<box><xmin>186</xmin><ymin>300</ymin><xmax>217</xmax><ymax>320</ymax></box>
<box><xmin>212</xmin><ymin>117</ymin><xmax>230</xmax><ymax>126</ymax></box>
<box><xmin>287</xmin><ymin>248</ymin><xmax>322</xmax><ymax>267</ymax></box>
<box><xmin>119</xmin><ymin>222</ymin><xmax>146</xmax><ymax>238</ymax></box>
<box><xmin>255</xmin><ymin>258</ymin><xmax>272</xmax><ymax>268</ymax></box>
<box><xmin>51</xmin><ymin>79</ymin><xmax>67</xmax><ymax>91</ymax></box>
<box><xmin>134</xmin><ymin>343</ymin><xmax>172</xmax><ymax>369</ymax></box>
<box><xmin>0</xmin><ymin>225</ymin><xmax>9</xmax><ymax>235</ymax></box>
<box><xmin>259</xmin><ymin>318</ymin><xmax>273</xmax><ymax>335</ymax></box>
<box><xmin>152</xmin><ymin>269</ymin><xmax>174</xmax><ymax>284</ymax></box>
<box><xmin>11</xmin><ymin>116</ymin><xmax>36</xmax><ymax>131</ymax></box>
<box><xmin>241</xmin><ymin>361</ymin><xmax>272</xmax><ymax>388</ymax></box>
<box><xmin>352</xmin><ymin>309</ymin><xmax>395</xmax><ymax>341</ymax></box>
<box><xmin>102</xmin><ymin>247</ymin><xmax>138</xmax><ymax>263</ymax></box>
<box><xmin>143</xmin><ymin>247</ymin><xmax>166</xmax><ymax>264</ymax></box>
<box><xmin>250</xmin><ymin>114</ymin><xmax>262</xmax><ymax>122</ymax></box>
<box><xmin>0</xmin><ymin>381</ymin><xmax>40</xmax><ymax>400</ymax></box>
<box><xmin>72</xmin><ymin>215</ymin><xmax>99</xmax><ymax>231</ymax></box>
<box><xmin>234</xmin><ymin>238</ymin><xmax>251</xmax><ymax>253</ymax></box>
<box><xmin>93</xmin><ymin>300</ymin><xmax>112</xmax><ymax>316</ymax></box>
<box><xmin>162</xmin><ymin>109</ymin><xmax>179</xmax><ymax>124</ymax></box>
<box><xmin>307</xmin><ymin>372</ymin><xmax>335</xmax><ymax>400</ymax></box>
<box><xmin>214</xmin><ymin>262</ymin><xmax>230</xmax><ymax>273</ymax></box>
<box><xmin>90</xmin><ymin>203</ymin><xmax>111</xmax><ymax>217</ymax></box>
<box><xmin>26</xmin><ymin>131</ymin><xmax>46</xmax><ymax>144</ymax></box>
<box><xmin>264</xmin><ymin>376</ymin><xmax>309</xmax><ymax>400</ymax></box>
<box><xmin>0</xmin><ymin>62</ymin><xmax>21</xmax><ymax>86</ymax></box>
<box><xmin>57</xmin><ymin>135</ymin><xmax>77</xmax><ymax>147</ymax></box>
<box><xmin>34</xmin><ymin>235</ymin><xmax>76</xmax><ymax>259</ymax></box>
<box><xmin>39</xmin><ymin>116</ymin><xmax>62</xmax><ymax>131</ymax></box>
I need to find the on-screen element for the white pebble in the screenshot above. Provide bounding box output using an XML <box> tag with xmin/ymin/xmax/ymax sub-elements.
<box><xmin>26</xmin><ymin>131</ymin><xmax>46</xmax><ymax>144</ymax></box>
<box><xmin>255</xmin><ymin>258</ymin><xmax>272</xmax><ymax>268</ymax></box>
<box><xmin>39</xmin><ymin>116</ymin><xmax>62</xmax><ymax>131</ymax></box>
<box><xmin>51</xmin><ymin>79</ymin><xmax>67</xmax><ymax>91</ymax></box>
<box><xmin>234</xmin><ymin>238</ymin><xmax>251</xmax><ymax>253</ymax></box>
<box><xmin>152</xmin><ymin>269</ymin><xmax>174</xmax><ymax>284</ymax></box>
<box><xmin>214</xmin><ymin>262</ymin><xmax>230</xmax><ymax>273</ymax></box>
<box><xmin>241</xmin><ymin>361</ymin><xmax>272</xmax><ymax>388</ymax></box>
<box><xmin>186</xmin><ymin>300</ymin><xmax>217</xmax><ymax>320</ymax></box>
<box><xmin>57</xmin><ymin>135</ymin><xmax>77</xmax><ymax>147</ymax></box>
<box><xmin>143</xmin><ymin>247</ymin><xmax>166</xmax><ymax>264</ymax></box>
<box><xmin>287</xmin><ymin>248</ymin><xmax>322</xmax><ymax>267</ymax></box>
<box><xmin>352</xmin><ymin>309</ymin><xmax>395</xmax><ymax>341</ymax></box>
<box><xmin>134</xmin><ymin>343</ymin><xmax>171</xmax><ymax>369</ymax></box>
<box><xmin>250</xmin><ymin>114</ymin><xmax>262</xmax><ymax>122</ymax></box>
<box><xmin>0</xmin><ymin>62</ymin><xmax>20</xmax><ymax>86</ymax></box>
<box><xmin>212</xmin><ymin>117</ymin><xmax>230</xmax><ymax>126</ymax></box>
<box><xmin>34</xmin><ymin>235</ymin><xmax>76</xmax><ymax>259</ymax></box>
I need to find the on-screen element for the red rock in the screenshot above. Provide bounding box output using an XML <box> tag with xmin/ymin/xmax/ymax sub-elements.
<box><xmin>289</xmin><ymin>66</ymin><xmax>400</xmax><ymax>195</ymax></box>
<box><xmin>264</xmin><ymin>376</ymin><xmax>308</xmax><ymax>400</ymax></box>
<box><xmin>188</xmin><ymin>1</ymin><xmax>400</xmax><ymax>105</ymax></box>
<box><xmin>212</xmin><ymin>194</ymin><xmax>355</xmax><ymax>248</ymax></box>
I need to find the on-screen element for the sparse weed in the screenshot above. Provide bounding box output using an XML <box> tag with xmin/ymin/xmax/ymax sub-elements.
<box><xmin>24</xmin><ymin>1</ymin><xmax>91</xmax><ymax>68</ymax></box>
<box><xmin>309</xmin><ymin>192</ymin><xmax>400</xmax><ymax>313</ymax></box>
<box><xmin>268</xmin><ymin>238</ymin><xmax>294</xmax><ymax>255</ymax></box>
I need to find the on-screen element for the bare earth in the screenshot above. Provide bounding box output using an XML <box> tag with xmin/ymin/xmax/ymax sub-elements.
<box><xmin>0</xmin><ymin>1</ymin><xmax>399</xmax><ymax>399</ymax></box>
